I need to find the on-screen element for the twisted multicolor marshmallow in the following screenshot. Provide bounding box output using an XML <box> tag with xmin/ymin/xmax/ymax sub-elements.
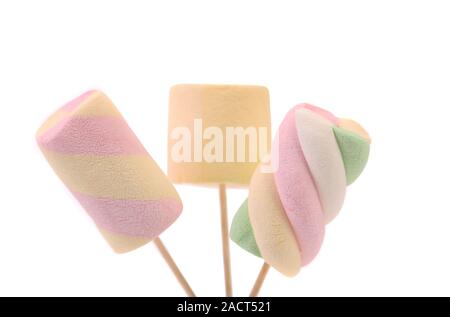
<box><xmin>230</xmin><ymin>104</ymin><xmax>370</xmax><ymax>276</ymax></box>
<box><xmin>36</xmin><ymin>90</ymin><xmax>182</xmax><ymax>253</ymax></box>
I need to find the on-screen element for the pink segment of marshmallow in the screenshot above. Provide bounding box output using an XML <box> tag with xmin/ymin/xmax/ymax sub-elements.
<box><xmin>273</xmin><ymin>105</ymin><xmax>325</xmax><ymax>266</ymax></box>
<box><xmin>71</xmin><ymin>190</ymin><xmax>182</xmax><ymax>238</ymax></box>
<box><xmin>37</xmin><ymin>116</ymin><xmax>148</xmax><ymax>155</ymax></box>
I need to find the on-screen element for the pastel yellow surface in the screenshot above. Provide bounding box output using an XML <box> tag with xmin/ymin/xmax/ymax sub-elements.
<box><xmin>40</xmin><ymin>149</ymin><xmax>180</xmax><ymax>200</ymax></box>
<box><xmin>74</xmin><ymin>92</ymin><xmax>122</xmax><ymax>118</ymax></box>
<box><xmin>98</xmin><ymin>227</ymin><xmax>152</xmax><ymax>253</ymax></box>
<box><xmin>36</xmin><ymin>108</ymin><xmax>68</xmax><ymax>138</ymax></box>
<box><xmin>248</xmin><ymin>166</ymin><xmax>301</xmax><ymax>276</ymax></box>
<box><xmin>36</xmin><ymin>91</ymin><xmax>121</xmax><ymax>137</ymax></box>
<box><xmin>168</xmin><ymin>84</ymin><xmax>271</xmax><ymax>186</ymax></box>
<box><xmin>339</xmin><ymin>118</ymin><xmax>371</xmax><ymax>143</ymax></box>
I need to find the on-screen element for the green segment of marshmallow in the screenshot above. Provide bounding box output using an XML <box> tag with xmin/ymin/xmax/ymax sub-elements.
<box><xmin>333</xmin><ymin>126</ymin><xmax>370</xmax><ymax>185</ymax></box>
<box><xmin>230</xmin><ymin>199</ymin><xmax>261</xmax><ymax>258</ymax></box>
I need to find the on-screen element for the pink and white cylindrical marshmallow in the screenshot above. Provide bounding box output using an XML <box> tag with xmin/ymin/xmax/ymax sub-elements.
<box><xmin>36</xmin><ymin>90</ymin><xmax>182</xmax><ymax>253</ymax></box>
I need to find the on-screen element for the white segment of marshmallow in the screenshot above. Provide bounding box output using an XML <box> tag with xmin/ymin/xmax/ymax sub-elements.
<box><xmin>295</xmin><ymin>108</ymin><xmax>347</xmax><ymax>223</ymax></box>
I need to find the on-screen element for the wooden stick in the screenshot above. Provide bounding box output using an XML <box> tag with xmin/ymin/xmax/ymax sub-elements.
<box><xmin>250</xmin><ymin>262</ymin><xmax>270</xmax><ymax>297</ymax></box>
<box><xmin>153</xmin><ymin>237</ymin><xmax>196</xmax><ymax>297</ymax></box>
<box><xmin>219</xmin><ymin>184</ymin><xmax>233</xmax><ymax>296</ymax></box>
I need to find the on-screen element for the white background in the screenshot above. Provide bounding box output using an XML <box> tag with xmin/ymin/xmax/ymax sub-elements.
<box><xmin>0</xmin><ymin>0</ymin><xmax>449</xmax><ymax>297</ymax></box>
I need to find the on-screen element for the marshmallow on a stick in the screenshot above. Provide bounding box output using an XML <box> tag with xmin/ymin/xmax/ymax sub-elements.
<box><xmin>168</xmin><ymin>84</ymin><xmax>272</xmax><ymax>296</ymax></box>
<box><xmin>230</xmin><ymin>104</ymin><xmax>370</xmax><ymax>295</ymax></box>
<box><xmin>36</xmin><ymin>91</ymin><xmax>194</xmax><ymax>296</ymax></box>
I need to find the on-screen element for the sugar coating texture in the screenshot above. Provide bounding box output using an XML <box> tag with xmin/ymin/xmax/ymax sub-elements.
<box><xmin>167</xmin><ymin>84</ymin><xmax>271</xmax><ymax>186</ymax></box>
<box><xmin>36</xmin><ymin>91</ymin><xmax>182</xmax><ymax>253</ymax></box>
<box><xmin>230</xmin><ymin>199</ymin><xmax>260</xmax><ymax>257</ymax></box>
<box><xmin>248</xmin><ymin>167</ymin><xmax>302</xmax><ymax>276</ymax></box>
<box><xmin>230</xmin><ymin>104</ymin><xmax>370</xmax><ymax>276</ymax></box>
<box><xmin>333</xmin><ymin>125</ymin><xmax>370</xmax><ymax>185</ymax></box>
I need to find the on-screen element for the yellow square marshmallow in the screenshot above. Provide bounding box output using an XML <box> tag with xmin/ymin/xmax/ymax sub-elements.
<box><xmin>168</xmin><ymin>84</ymin><xmax>271</xmax><ymax>186</ymax></box>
